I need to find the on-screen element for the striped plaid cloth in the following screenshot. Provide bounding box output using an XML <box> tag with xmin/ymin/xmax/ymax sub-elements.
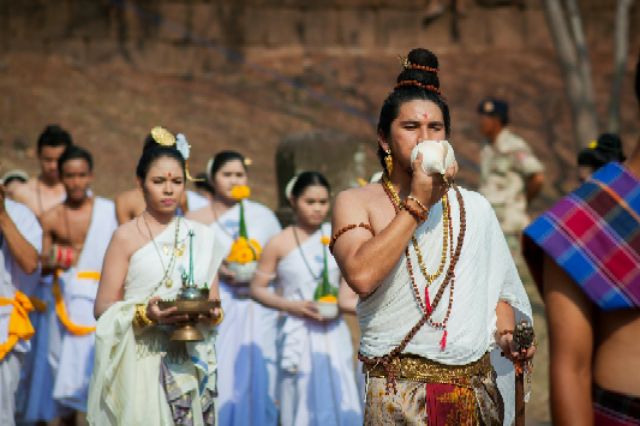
<box><xmin>523</xmin><ymin>162</ymin><xmax>640</xmax><ymax>310</ymax></box>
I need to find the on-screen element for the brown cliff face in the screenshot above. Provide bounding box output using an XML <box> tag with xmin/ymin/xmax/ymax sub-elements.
<box><xmin>1</xmin><ymin>1</ymin><xmax>635</xmax><ymax>70</ymax></box>
<box><xmin>0</xmin><ymin>0</ymin><xmax>639</xmax><ymax>212</ymax></box>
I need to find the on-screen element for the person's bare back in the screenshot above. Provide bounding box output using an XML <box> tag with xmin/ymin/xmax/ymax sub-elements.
<box><xmin>13</xmin><ymin>177</ymin><xmax>66</xmax><ymax>218</ymax></box>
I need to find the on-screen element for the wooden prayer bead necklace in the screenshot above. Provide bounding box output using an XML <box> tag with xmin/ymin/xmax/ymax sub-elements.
<box><xmin>382</xmin><ymin>179</ymin><xmax>465</xmax><ymax>340</ymax></box>
<box><xmin>359</xmin><ymin>177</ymin><xmax>466</xmax><ymax>393</ymax></box>
<box><xmin>381</xmin><ymin>176</ymin><xmax>449</xmax><ymax>286</ymax></box>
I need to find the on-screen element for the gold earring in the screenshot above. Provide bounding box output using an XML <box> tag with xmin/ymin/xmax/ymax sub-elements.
<box><xmin>384</xmin><ymin>150</ymin><xmax>393</xmax><ymax>175</ymax></box>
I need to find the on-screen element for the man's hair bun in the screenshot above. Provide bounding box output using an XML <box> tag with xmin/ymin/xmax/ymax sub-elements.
<box><xmin>407</xmin><ymin>48</ymin><xmax>439</xmax><ymax>70</ymax></box>
<box><xmin>396</xmin><ymin>48</ymin><xmax>441</xmax><ymax>94</ymax></box>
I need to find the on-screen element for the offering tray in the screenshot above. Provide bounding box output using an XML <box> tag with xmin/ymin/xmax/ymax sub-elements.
<box><xmin>156</xmin><ymin>230</ymin><xmax>221</xmax><ymax>342</ymax></box>
<box><xmin>157</xmin><ymin>293</ymin><xmax>220</xmax><ymax>342</ymax></box>
<box><xmin>157</xmin><ymin>294</ymin><xmax>219</xmax><ymax>314</ymax></box>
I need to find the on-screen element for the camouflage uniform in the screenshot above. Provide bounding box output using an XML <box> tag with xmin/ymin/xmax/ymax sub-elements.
<box><xmin>479</xmin><ymin>128</ymin><xmax>544</xmax><ymax>255</ymax></box>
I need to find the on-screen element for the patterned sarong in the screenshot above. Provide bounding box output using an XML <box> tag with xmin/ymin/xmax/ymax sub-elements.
<box><xmin>594</xmin><ymin>384</ymin><xmax>640</xmax><ymax>425</ymax></box>
<box><xmin>523</xmin><ymin>162</ymin><xmax>640</xmax><ymax>310</ymax></box>
<box><xmin>363</xmin><ymin>354</ymin><xmax>503</xmax><ymax>425</ymax></box>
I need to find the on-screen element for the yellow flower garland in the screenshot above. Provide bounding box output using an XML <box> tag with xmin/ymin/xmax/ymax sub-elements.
<box><xmin>0</xmin><ymin>291</ymin><xmax>35</xmax><ymax>360</ymax></box>
<box><xmin>52</xmin><ymin>271</ymin><xmax>98</xmax><ymax>336</ymax></box>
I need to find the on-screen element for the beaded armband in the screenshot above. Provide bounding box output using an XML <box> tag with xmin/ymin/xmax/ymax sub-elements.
<box><xmin>329</xmin><ymin>223</ymin><xmax>375</xmax><ymax>253</ymax></box>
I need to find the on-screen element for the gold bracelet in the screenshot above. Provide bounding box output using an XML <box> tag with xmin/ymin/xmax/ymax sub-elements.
<box><xmin>407</xmin><ymin>195</ymin><xmax>429</xmax><ymax>213</ymax></box>
<box><xmin>133</xmin><ymin>303</ymin><xmax>155</xmax><ymax>328</ymax></box>
<box><xmin>210</xmin><ymin>306</ymin><xmax>224</xmax><ymax>326</ymax></box>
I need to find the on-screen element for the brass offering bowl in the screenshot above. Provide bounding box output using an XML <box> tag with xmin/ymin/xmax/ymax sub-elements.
<box><xmin>158</xmin><ymin>289</ymin><xmax>221</xmax><ymax>342</ymax></box>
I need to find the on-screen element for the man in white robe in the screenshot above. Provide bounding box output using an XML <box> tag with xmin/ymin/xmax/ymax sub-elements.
<box><xmin>39</xmin><ymin>145</ymin><xmax>117</xmax><ymax>416</ymax></box>
<box><xmin>0</xmin><ymin>189</ymin><xmax>42</xmax><ymax>426</ymax></box>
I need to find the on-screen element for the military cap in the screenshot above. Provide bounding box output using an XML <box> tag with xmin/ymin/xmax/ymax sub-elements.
<box><xmin>477</xmin><ymin>98</ymin><xmax>509</xmax><ymax>125</ymax></box>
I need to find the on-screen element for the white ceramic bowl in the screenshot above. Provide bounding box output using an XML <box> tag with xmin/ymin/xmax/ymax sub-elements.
<box><xmin>227</xmin><ymin>261</ymin><xmax>257</xmax><ymax>283</ymax></box>
<box><xmin>315</xmin><ymin>301</ymin><xmax>339</xmax><ymax>319</ymax></box>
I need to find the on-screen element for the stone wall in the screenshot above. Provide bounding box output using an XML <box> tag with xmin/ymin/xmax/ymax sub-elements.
<box><xmin>2</xmin><ymin>1</ymin><xmax>635</xmax><ymax>74</ymax></box>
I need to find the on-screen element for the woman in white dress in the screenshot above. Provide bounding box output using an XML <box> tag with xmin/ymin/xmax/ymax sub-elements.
<box><xmin>88</xmin><ymin>137</ymin><xmax>225</xmax><ymax>425</ymax></box>
<box><xmin>250</xmin><ymin>171</ymin><xmax>362</xmax><ymax>426</ymax></box>
<box><xmin>187</xmin><ymin>151</ymin><xmax>282</xmax><ymax>426</ymax></box>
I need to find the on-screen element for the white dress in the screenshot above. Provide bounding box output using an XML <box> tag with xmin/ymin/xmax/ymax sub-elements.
<box><xmin>276</xmin><ymin>224</ymin><xmax>362</xmax><ymax>426</ymax></box>
<box><xmin>87</xmin><ymin>218</ymin><xmax>225</xmax><ymax>425</ymax></box>
<box><xmin>210</xmin><ymin>200</ymin><xmax>282</xmax><ymax>426</ymax></box>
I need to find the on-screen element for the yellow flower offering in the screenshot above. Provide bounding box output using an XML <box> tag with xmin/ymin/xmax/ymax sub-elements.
<box><xmin>313</xmin><ymin>234</ymin><xmax>338</xmax><ymax>303</ymax></box>
<box><xmin>317</xmin><ymin>294</ymin><xmax>337</xmax><ymax>303</ymax></box>
<box><xmin>230</xmin><ymin>185</ymin><xmax>251</xmax><ymax>201</ymax></box>
<box><xmin>226</xmin><ymin>237</ymin><xmax>262</xmax><ymax>264</ymax></box>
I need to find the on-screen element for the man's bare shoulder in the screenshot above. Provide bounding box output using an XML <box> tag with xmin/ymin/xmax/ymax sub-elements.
<box><xmin>23</xmin><ymin>178</ymin><xmax>39</xmax><ymax>191</ymax></box>
<box><xmin>334</xmin><ymin>183</ymin><xmax>383</xmax><ymax>210</ymax></box>
<box><xmin>11</xmin><ymin>178</ymin><xmax>37</xmax><ymax>202</ymax></box>
<box><xmin>336</xmin><ymin>183</ymin><xmax>380</xmax><ymax>202</ymax></box>
<box><xmin>115</xmin><ymin>188</ymin><xmax>141</xmax><ymax>204</ymax></box>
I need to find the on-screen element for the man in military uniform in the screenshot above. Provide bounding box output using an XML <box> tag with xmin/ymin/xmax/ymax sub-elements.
<box><xmin>478</xmin><ymin>98</ymin><xmax>545</xmax><ymax>253</ymax></box>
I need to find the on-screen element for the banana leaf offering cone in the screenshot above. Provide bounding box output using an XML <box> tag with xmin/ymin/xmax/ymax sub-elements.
<box><xmin>313</xmin><ymin>236</ymin><xmax>338</xmax><ymax>318</ymax></box>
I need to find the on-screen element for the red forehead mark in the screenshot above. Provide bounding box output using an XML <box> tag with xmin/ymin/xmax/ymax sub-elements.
<box><xmin>422</xmin><ymin>111</ymin><xmax>430</xmax><ymax>120</ymax></box>
<box><xmin>167</xmin><ymin>172</ymin><xmax>173</xmax><ymax>178</ymax></box>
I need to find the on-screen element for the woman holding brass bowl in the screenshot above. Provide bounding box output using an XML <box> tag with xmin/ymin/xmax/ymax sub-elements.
<box><xmin>187</xmin><ymin>150</ymin><xmax>282</xmax><ymax>426</ymax></box>
<box><xmin>250</xmin><ymin>171</ymin><xmax>362</xmax><ymax>426</ymax></box>
<box><xmin>88</xmin><ymin>129</ymin><xmax>225</xmax><ymax>425</ymax></box>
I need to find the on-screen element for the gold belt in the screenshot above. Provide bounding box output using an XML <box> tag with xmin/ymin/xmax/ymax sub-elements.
<box><xmin>364</xmin><ymin>353</ymin><xmax>491</xmax><ymax>387</ymax></box>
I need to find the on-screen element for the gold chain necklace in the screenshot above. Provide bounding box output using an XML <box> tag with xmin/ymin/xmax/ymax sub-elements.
<box><xmin>381</xmin><ymin>176</ymin><xmax>449</xmax><ymax>285</ymax></box>
<box><xmin>142</xmin><ymin>213</ymin><xmax>181</xmax><ymax>288</ymax></box>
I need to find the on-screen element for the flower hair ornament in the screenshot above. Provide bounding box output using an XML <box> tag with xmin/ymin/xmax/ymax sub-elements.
<box><xmin>150</xmin><ymin>126</ymin><xmax>203</xmax><ymax>182</ymax></box>
<box><xmin>285</xmin><ymin>174</ymin><xmax>299</xmax><ymax>201</ymax></box>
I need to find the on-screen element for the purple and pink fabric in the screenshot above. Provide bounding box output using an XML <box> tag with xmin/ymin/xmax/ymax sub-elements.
<box><xmin>593</xmin><ymin>384</ymin><xmax>640</xmax><ymax>425</ymax></box>
<box><xmin>523</xmin><ymin>162</ymin><xmax>640</xmax><ymax>310</ymax></box>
